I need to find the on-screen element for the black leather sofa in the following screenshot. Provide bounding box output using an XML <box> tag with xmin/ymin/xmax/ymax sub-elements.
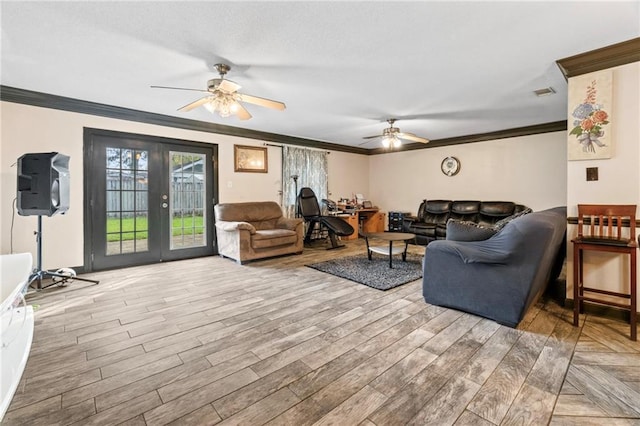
<box><xmin>403</xmin><ymin>200</ymin><xmax>529</xmax><ymax>245</ymax></box>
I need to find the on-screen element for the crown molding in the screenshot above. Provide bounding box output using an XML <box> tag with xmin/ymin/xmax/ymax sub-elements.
<box><xmin>0</xmin><ymin>85</ymin><xmax>369</xmax><ymax>155</ymax></box>
<box><xmin>2</xmin><ymin>85</ymin><xmax>567</xmax><ymax>156</ymax></box>
<box><xmin>368</xmin><ymin>121</ymin><xmax>568</xmax><ymax>155</ymax></box>
<box><xmin>556</xmin><ymin>37</ymin><xmax>640</xmax><ymax>79</ymax></box>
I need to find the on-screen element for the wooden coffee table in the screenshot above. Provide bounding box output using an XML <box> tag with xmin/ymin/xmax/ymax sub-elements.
<box><xmin>364</xmin><ymin>232</ymin><xmax>416</xmax><ymax>268</ymax></box>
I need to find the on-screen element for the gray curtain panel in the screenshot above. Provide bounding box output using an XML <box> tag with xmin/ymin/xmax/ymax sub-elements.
<box><xmin>282</xmin><ymin>146</ymin><xmax>328</xmax><ymax>218</ymax></box>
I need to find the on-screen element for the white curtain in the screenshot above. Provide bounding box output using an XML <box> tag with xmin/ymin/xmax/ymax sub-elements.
<box><xmin>282</xmin><ymin>146</ymin><xmax>328</xmax><ymax>218</ymax></box>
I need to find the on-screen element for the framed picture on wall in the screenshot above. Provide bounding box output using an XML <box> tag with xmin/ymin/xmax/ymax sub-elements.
<box><xmin>567</xmin><ymin>70</ymin><xmax>613</xmax><ymax>161</ymax></box>
<box><xmin>234</xmin><ymin>145</ymin><xmax>268</xmax><ymax>173</ymax></box>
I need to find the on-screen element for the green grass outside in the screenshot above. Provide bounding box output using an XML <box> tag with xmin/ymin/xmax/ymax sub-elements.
<box><xmin>107</xmin><ymin>216</ymin><xmax>204</xmax><ymax>242</ymax></box>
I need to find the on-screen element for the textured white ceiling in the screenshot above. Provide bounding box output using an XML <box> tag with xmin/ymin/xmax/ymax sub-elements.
<box><xmin>2</xmin><ymin>1</ymin><xmax>639</xmax><ymax>148</ymax></box>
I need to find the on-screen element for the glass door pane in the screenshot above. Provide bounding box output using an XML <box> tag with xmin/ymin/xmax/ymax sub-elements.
<box><xmin>170</xmin><ymin>151</ymin><xmax>206</xmax><ymax>250</ymax></box>
<box><xmin>86</xmin><ymin>129</ymin><xmax>215</xmax><ymax>271</ymax></box>
<box><xmin>105</xmin><ymin>147</ymin><xmax>149</xmax><ymax>255</ymax></box>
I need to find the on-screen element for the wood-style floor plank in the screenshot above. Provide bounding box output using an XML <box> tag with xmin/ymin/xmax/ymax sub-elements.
<box><xmin>165</xmin><ymin>404</ymin><xmax>220</xmax><ymax>426</ymax></box>
<box><xmin>4</xmin><ymin>240</ymin><xmax>639</xmax><ymax>426</ymax></box>
<box><xmin>367</xmin><ymin>367</ymin><xmax>449</xmax><ymax>425</ymax></box>
<box><xmin>312</xmin><ymin>385</ymin><xmax>387</xmax><ymax>426</ymax></box>
<box><xmin>95</xmin><ymin>358</ymin><xmax>212</xmax><ymax>413</ymax></box>
<box><xmin>73</xmin><ymin>391</ymin><xmax>162</xmax><ymax>426</ymax></box>
<box><xmin>566</xmin><ymin>365</ymin><xmax>640</xmax><ymax>417</ymax></box>
<box><xmin>217</xmin><ymin>387</ymin><xmax>301</xmax><ymax>425</ymax></box>
<box><xmin>63</xmin><ymin>355</ymin><xmax>184</xmax><ymax>408</ymax></box>
<box><xmin>214</xmin><ymin>360</ymin><xmax>311</xmax><ymax>419</ymax></box>
<box><xmin>369</xmin><ymin>347</ymin><xmax>438</xmax><ymax>397</ymax></box>
<box><xmin>553</xmin><ymin>394</ymin><xmax>610</xmax><ymax>417</ymax></box>
<box><xmin>406</xmin><ymin>376</ymin><xmax>481</xmax><ymax>425</ymax></box>
<box><xmin>465</xmin><ymin>309</ymin><xmax>558</xmax><ymax>424</ymax></box>
<box><xmin>289</xmin><ymin>349</ymin><xmax>370</xmax><ymax>400</ymax></box>
<box><xmin>143</xmin><ymin>368</ymin><xmax>259</xmax><ymax>426</ymax></box>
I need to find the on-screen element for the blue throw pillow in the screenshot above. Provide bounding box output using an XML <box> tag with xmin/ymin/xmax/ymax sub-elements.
<box><xmin>493</xmin><ymin>207</ymin><xmax>533</xmax><ymax>231</ymax></box>
<box><xmin>446</xmin><ymin>219</ymin><xmax>498</xmax><ymax>242</ymax></box>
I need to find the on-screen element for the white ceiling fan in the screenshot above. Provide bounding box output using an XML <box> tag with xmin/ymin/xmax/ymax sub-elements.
<box><xmin>151</xmin><ymin>63</ymin><xmax>286</xmax><ymax>120</ymax></box>
<box><xmin>361</xmin><ymin>118</ymin><xmax>430</xmax><ymax>148</ymax></box>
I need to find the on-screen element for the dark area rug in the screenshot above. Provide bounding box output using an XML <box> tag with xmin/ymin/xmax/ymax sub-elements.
<box><xmin>307</xmin><ymin>253</ymin><xmax>423</xmax><ymax>290</ymax></box>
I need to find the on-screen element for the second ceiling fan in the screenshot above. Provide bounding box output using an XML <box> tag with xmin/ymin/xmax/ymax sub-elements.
<box><xmin>362</xmin><ymin>119</ymin><xmax>430</xmax><ymax>148</ymax></box>
<box><xmin>151</xmin><ymin>63</ymin><xmax>286</xmax><ymax>120</ymax></box>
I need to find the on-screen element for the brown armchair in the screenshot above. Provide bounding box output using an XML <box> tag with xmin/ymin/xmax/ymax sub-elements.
<box><xmin>214</xmin><ymin>201</ymin><xmax>304</xmax><ymax>264</ymax></box>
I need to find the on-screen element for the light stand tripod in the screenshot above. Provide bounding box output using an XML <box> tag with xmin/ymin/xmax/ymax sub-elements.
<box><xmin>292</xmin><ymin>175</ymin><xmax>299</xmax><ymax>218</ymax></box>
<box><xmin>29</xmin><ymin>215</ymin><xmax>100</xmax><ymax>291</ymax></box>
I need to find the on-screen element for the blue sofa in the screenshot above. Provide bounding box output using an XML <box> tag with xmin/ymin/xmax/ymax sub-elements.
<box><xmin>422</xmin><ymin>207</ymin><xmax>567</xmax><ymax>327</ymax></box>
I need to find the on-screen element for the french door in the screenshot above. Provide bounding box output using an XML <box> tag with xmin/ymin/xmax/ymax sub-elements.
<box><xmin>84</xmin><ymin>129</ymin><xmax>217</xmax><ymax>271</ymax></box>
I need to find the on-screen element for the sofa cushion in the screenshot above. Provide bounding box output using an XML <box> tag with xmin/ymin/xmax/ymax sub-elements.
<box><xmin>416</xmin><ymin>200</ymin><xmax>428</xmax><ymax>222</ymax></box>
<box><xmin>425</xmin><ymin>200</ymin><xmax>452</xmax><ymax>214</ymax></box>
<box><xmin>408</xmin><ymin>222</ymin><xmax>436</xmax><ymax>238</ymax></box>
<box><xmin>449</xmin><ymin>201</ymin><xmax>480</xmax><ymax>222</ymax></box>
<box><xmin>251</xmin><ymin>229</ymin><xmax>298</xmax><ymax>249</ymax></box>
<box><xmin>478</xmin><ymin>201</ymin><xmax>516</xmax><ymax>226</ymax></box>
<box><xmin>253</xmin><ymin>219</ymin><xmax>279</xmax><ymax>230</ymax></box>
<box><xmin>215</xmin><ymin>201</ymin><xmax>283</xmax><ymax>223</ymax></box>
<box><xmin>446</xmin><ymin>219</ymin><xmax>498</xmax><ymax>242</ymax></box>
<box><xmin>424</xmin><ymin>200</ymin><xmax>451</xmax><ymax>225</ymax></box>
<box><xmin>479</xmin><ymin>201</ymin><xmax>515</xmax><ymax>216</ymax></box>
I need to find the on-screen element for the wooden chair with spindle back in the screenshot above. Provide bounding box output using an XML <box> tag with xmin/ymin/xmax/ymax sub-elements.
<box><xmin>572</xmin><ymin>204</ymin><xmax>637</xmax><ymax>340</ymax></box>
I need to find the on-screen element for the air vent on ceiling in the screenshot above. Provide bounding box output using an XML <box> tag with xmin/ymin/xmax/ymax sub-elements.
<box><xmin>533</xmin><ymin>87</ymin><xmax>556</xmax><ymax>97</ymax></box>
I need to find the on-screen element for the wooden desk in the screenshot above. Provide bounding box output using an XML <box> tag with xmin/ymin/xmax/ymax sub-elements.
<box><xmin>336</xmin><ymin>209</ymin><xmax>386</xmax><ymax>237</ymax></box>
<box><xmin>335</xmin><ymin>214</ymin><xmax>359</xmax><ymax>240</ymax></box>
<box><xmin>359</xmin><ymin>209</ymin><xmax>386</xmax><ymax>233</ymax></box>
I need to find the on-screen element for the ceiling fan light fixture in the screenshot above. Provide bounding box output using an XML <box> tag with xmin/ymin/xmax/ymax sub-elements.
<box><xmin>204</xmin><ymin>92</ymin><xmax>242</xmax><ymax>118</ymax></box>
<box><xmin>361</xmin><ymin>117</ymin><xmax>429</xmax><ymax>148</ymax></box>
<box><xmin>153</xmin><ymin>62</ymin><xmax>284</xmax><ymax>119</ymax></box>
<box><xmin>380</xmin><ymin>134</ymin><xmax>401</xmax><ymax>148</ymax></box>
<box><xmin>202</xmin><ymin>99</ymin><xmax>216</xmax><ymax>114</ymax></box>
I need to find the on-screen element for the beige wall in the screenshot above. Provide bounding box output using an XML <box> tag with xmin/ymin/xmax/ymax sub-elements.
<box><xmin>566</xmin><ymin>62</ymin><xmax>640</xmax><ymax>312</ymax></box>
<box><xmin>0</xmin><ymin>102</ymin><xmax>368</xmax><ymax>269</ymax></box>
<box><xmin>2</xmin><ymin>61</ymin><xmax>635</xmax><ymax>312</ymax></box>
<box><xmin>368</xmin><ymin>131</ymin><xmax>568</xmax><ymax>215</ymax></box>
<box><xmin>327</xmin><ymin>151</ymin><xmax>369</xmax><ymax>202</ymax></box>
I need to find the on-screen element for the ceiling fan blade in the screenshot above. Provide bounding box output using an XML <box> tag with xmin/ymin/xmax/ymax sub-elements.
<box><xmin>177</xmin><ymin>96</ymin><xmax>210</xmax><ymax>112</ymax></box>
<box><xmin>151</xmin><ymin>85</ymin><xmax>209</xmax><ymax>93</ymax></box>
<box><xmin>218</xmin><ymin>79</ymin><xmax>241</xmax><ymax>93</ymax></box>
<box><xmin>239</xmin><ymin>93</ymin><xmax>286</xmax><ymax>110</ymax></box>
<box><xmin>398</xmin><ymin>132</ymin><xmax>430</xmax><ymax>144</ymax></box>
<box><xmin>235</xmin><ymin>103</ymin><xmax>252</xmax><ymax>121</ymax></box>
<box><xmin>362</xmin><ymin>135</ymin><xmax>382</xmax><ymax>140</ymax></box>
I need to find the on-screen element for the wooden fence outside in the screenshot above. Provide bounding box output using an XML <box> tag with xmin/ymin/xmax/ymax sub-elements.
<box><xmin>107</xmin><ymin>177</ymin><xmax>204</xmax><ymax>218</ymax></box>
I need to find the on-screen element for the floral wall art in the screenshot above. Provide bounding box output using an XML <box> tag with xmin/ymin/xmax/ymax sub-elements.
<box><xmin>567</xmin><ymin>70</ymin><xmax>613</xmax><ymax>160</ymax></box>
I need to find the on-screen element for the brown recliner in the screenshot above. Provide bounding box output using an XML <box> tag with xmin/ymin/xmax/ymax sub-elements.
<box><xmin>214</xmin><ymin>201</ymin><xmax>303</xmax><ymax>264</ymax></box>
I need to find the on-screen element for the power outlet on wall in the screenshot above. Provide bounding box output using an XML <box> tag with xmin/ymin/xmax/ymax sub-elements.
<box><xmin>586</xmin><ymin>167</ymin><xmax>599</xmax><ymax>181</ymax></box>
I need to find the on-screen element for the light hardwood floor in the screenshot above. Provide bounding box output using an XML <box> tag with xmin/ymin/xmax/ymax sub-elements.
<box><xmin>4</xmin><ymin>240</ymin><xmax>640</xmax><ymax>425</ymax></box>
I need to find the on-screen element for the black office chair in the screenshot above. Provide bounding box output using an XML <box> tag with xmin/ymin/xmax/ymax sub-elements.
<box><xmin>298</xmin><ymin>187</ymin><xmax>355</xmax><ymax>249</ymax></box>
